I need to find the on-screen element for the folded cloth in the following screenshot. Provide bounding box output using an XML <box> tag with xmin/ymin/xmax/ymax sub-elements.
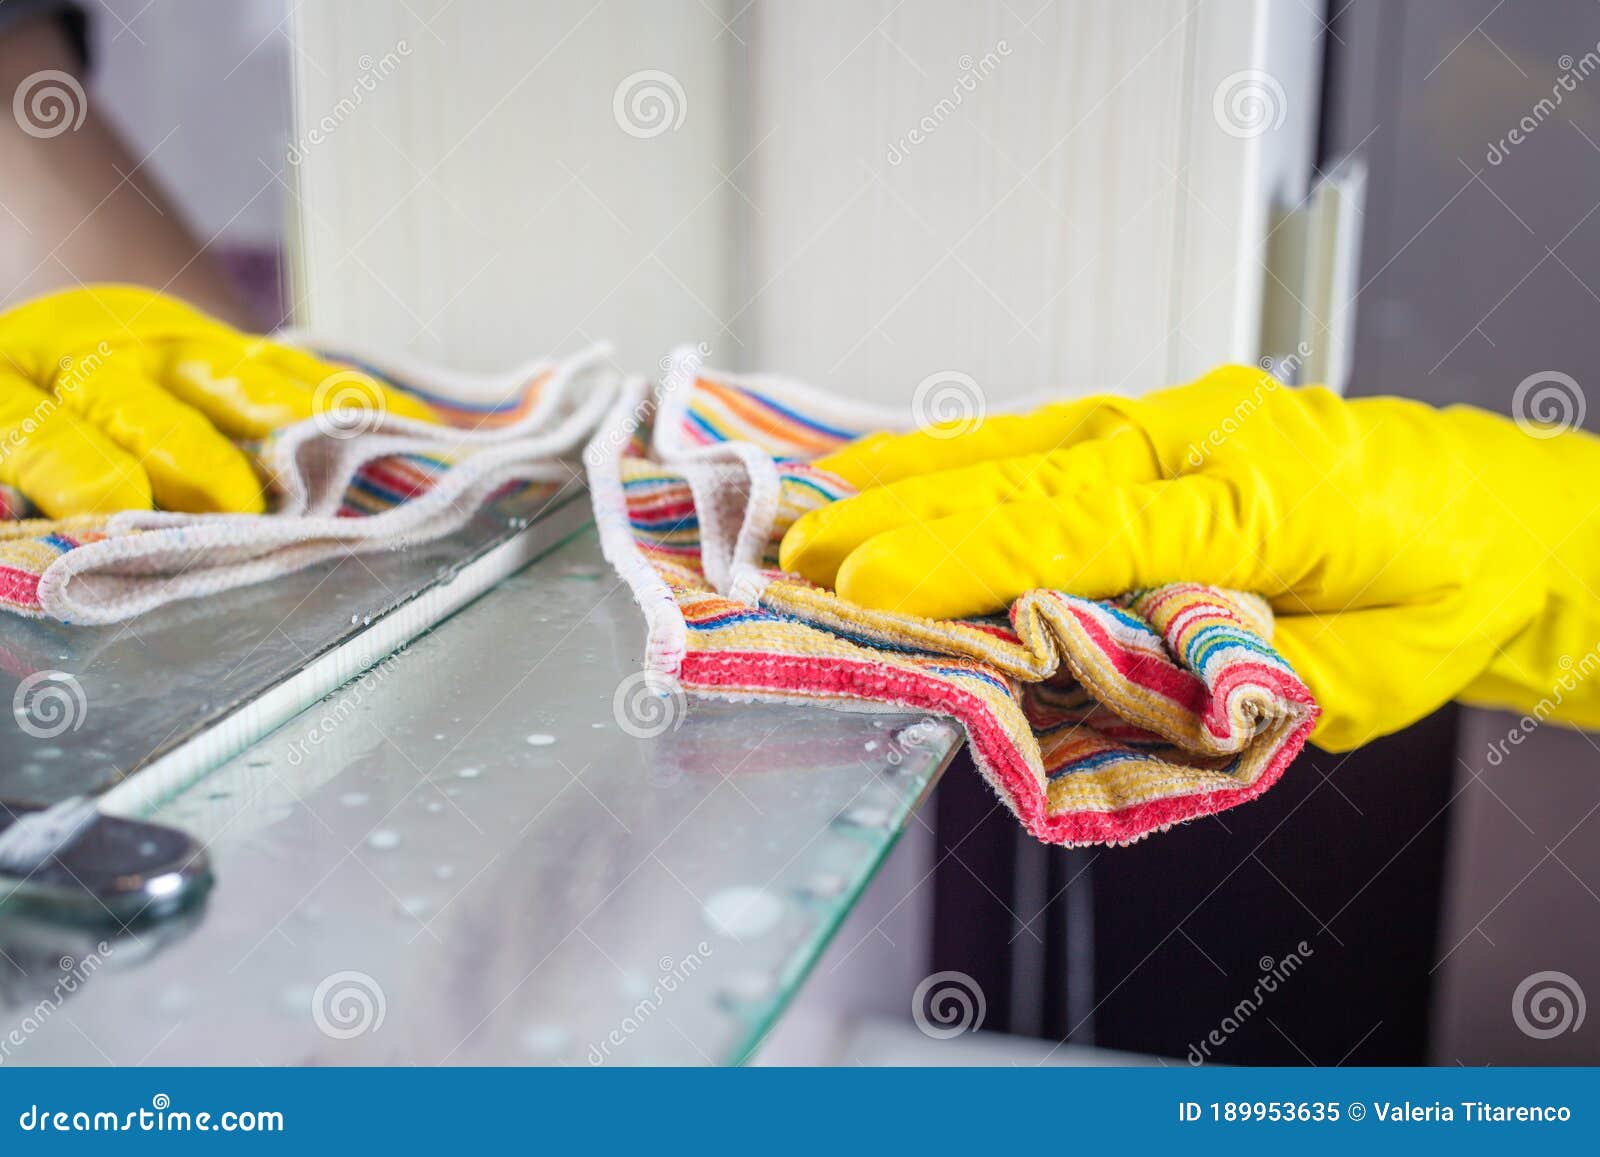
<box><xmin>0</xmin><ymin>343</ymin><xmax>617</xmax><ymax>624</ymax></box>
<box><xmin>588</xmin><ymin>350</ymin><xmax>1320</xmax><ymax>846</ymax></box>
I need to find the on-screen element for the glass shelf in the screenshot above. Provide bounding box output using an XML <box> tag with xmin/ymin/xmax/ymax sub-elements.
<box><xmin>1</xmin><ymin>526</ymin><xmax>960</xmax><ymax>1065</ymax></box>
<box><xmin>0</xmin><ymin>484</ymin><xmax>583</xmax><ymax>805</ymax></box>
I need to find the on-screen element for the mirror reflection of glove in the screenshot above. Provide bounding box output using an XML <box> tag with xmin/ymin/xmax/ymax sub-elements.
<box><xmin>0</xmin><ymin>285</ymin><xmax>436</xmax><ymax>518</ymax></box>
<box><xmin>780</xmin><ymin>364</ymin><xmax>1600</xmax><ymax>751</ymax></box>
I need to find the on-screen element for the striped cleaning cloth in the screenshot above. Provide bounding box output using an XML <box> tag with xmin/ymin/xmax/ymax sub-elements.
<box><xmin>589</xmin><ymin>353</ymin><xmax>1319</xmax><ymax>847</ymax></box>
<box><xmin>0</xmin><ymin>345</ymin><xmax>614</xmax><ymax>623</ymax></box>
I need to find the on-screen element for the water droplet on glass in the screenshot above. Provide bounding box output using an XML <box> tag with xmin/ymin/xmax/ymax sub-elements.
<box><xmin>525</xmin><ymin>733</ymin><xmax>557</xmax><ymax>747</ymax></box>
<box><xmin>521</xmin><ymin>1025</ymin><xmax>569</xmax><ymax>1056</ymax></box>
<box><xmin>719</xmin><ymin>972</ymin><xmax>774</xmax><ymax>1006</ymax></box>
<box><xmin>434</xmin><ymin>864</ymin><xmax>456</xmax><ymax>880</ymax></box>
<box><xmin>841</xmin><ymin>805</ymin><xmax>892</xmax><ymax>829</ymax></box>
<box><xmin>367</xmin><ymin>829</ymin><xmax>401</xmax><ymax>851</ymax></box>
<box><xmin>457</xmin><ymin>767</ymin><xmax>482</xmax><ymax>779</ymax></box>
<box><xmin>339</xmin><ymin>791</ymin><xmax>371</xmax><ymax>808</ymax></box>
<box><xmin>156</xmin><ymin>985</ymin><xmax>193</xmax><ymax>1015</ymax></box>
<box><xmin>802</xmin><ymin>873</ymin><xmax>848</xmax><ymax>899</ymax></box>
<box><xmin>703</xmin><ymin>886</ymin><xmax>784</xmax><ymax>939</ymax></box>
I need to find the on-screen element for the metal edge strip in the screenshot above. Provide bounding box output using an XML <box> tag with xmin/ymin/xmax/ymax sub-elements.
<box><xmin>96</xmin><ymin>496</ymin><xmax>594</xmax><ymax>818</ymax></box>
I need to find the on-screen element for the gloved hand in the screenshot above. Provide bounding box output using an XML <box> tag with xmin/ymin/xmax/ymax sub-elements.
<box><xmin>0</xmin><ymin>285</ymin><xmax>436</xmax><ymax>518</ymax></box>
<box><xmin>780</xmin><ymin>364</ymin><xmax>1600</xmax><ymax>751</ymax></box>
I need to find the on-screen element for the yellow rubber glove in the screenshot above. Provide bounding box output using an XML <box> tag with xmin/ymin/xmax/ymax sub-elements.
<box><xmin>780</xmin><ymin>364</ymin><xmax>1600</xmax><ymax>751</ymax></box>
<box><xmin>0</xmin><ymin>285</ymin><xmax>436</xmax><ymax>518</ymax></box>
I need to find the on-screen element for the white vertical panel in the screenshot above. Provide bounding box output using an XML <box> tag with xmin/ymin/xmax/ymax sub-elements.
<box><xmin>740</xmin><ymin>0</ymin><xmax>1191</xmax><ymax>396</ymax></box>
<box><xmin>290</xmin><ymin>1</ymin><xmax>1320</xmax><ymax>395</ymax></box>
<box><xmin>1171</xmin><ymin>0</ymin><xmax>1324</xmax><ymax>383</ymax></box>
<box><xmin>290</xmin><ymin>0</ymin><xmax>737</xmax><ymax>371</ymax></box>
<box><xmin>738</xmin><ymin>0</ymin><xmax>1321</xmax><ymax>404</ymax></box>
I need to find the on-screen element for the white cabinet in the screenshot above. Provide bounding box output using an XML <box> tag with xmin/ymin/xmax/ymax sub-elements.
<box><xmin>290</xmin><ymin>0</ymin><xmax>1325</xmax><ymax>403</ymax></box>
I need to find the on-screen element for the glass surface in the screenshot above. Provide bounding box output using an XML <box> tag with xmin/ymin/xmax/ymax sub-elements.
<box><xmin>1</xmin><ymin>527</ymin><xmax>959</xmax><ymax>1065</ymax></box>
<box><xmin>0</xmin><ymin>485</ymin><xmax>579</xmax><ymax>805</ymax></box>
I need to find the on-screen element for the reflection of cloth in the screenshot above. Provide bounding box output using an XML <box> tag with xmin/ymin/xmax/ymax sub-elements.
<box><xmin>0</xmin><ymin>346</ymin><xmax>614</xmax><ymax>624</ymax></box>
<box><xmin>589</xmin><ymin>354</ymin><xmax>1319</xmax><ymax>847</ymax></box>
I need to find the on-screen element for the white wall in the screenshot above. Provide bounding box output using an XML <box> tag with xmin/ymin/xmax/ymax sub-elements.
<box><xmin>290</xmin><ymin>0</ymin><xmax>738</xmax><ymax>372</ymax></box>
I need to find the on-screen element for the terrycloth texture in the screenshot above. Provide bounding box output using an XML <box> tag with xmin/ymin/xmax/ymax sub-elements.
<box><xmin>0</xmin><ymin>343</ymin><xmax>616</xmax><ymax>624</ymax></box>
<box><xmin>589</xmin><ymin>353</ymin><xmax>1320</xmax><ymax>846</ymax></box>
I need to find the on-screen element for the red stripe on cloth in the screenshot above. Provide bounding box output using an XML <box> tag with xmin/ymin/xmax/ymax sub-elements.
<box><xmin>680</xmin><ymin>647</ymin><xmax>1310</xmax><ymax>845</ymax></box>
<box><xmin>1205</xmin><ymin>663</ymin><xmax>1321</xmax><ymax>739</ymax></box>
<box><xmin>1065</xmin><ymin>604</ymin><xmax>1208</xmax><ymax>715</ymax></box>
<box><xmin>627</xmin><ymin>498</ymin><xmax>697</xmax><ymax>521</ymax></box>
<box><xmin>362</xmin><ymin>459</ymin><xmax>436</xmax><ymax>498</ymax></box>
<box><xmin>0</xmin><ymin>564</ymin><xmax>43</xmax><ymax>608</ymax></box>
